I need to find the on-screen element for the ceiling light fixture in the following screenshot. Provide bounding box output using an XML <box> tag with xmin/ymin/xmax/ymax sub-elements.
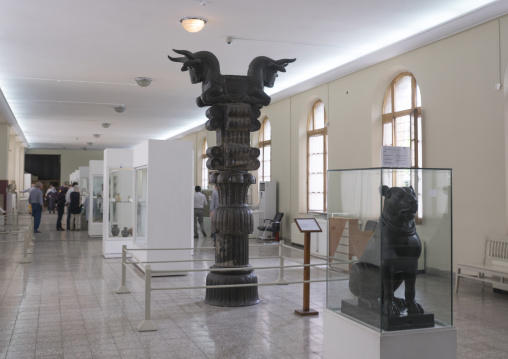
<box><xmin>180</xmin><ymin>17</ymin><xmax>207</xmax><ymax>33</ymax></box>
<box><xmin>114</xmin><ymin>105</ymin><xmax>126</xmax><ymax>113</ymax></box>
<box><xmin>93</xmin><ymin>134</ymin><xmax>101</xmax><ymax>138</ymax></box>
<box><xmin>135</xmin><ymin>77</ymin><xmax>152</xmax><ymax>87</ymax></box>
<box><xmin>87</xmin><ymin>142</ymin><xmax>93</xmax><ymax>146</ymax></box>
<box><xmin>101</xmin><ymin>122</ymin><xmax>111</xmax><ymax>128</ymax></box>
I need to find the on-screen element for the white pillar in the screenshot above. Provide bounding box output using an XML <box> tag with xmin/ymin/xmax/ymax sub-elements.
<box><xmin>0</xmin><ymin>124</ymin><xmax>9</xmax><ymax>180</ymax></box>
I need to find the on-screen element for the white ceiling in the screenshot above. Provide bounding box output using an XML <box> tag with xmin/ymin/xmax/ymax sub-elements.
<box><xmin>1</xmin><ymin>0</ymin><xmax>507</xmax><ymax>150</ymax></box>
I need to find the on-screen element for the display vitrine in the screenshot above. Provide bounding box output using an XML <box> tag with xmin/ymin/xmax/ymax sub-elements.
<box><xmin>88</xmin><ymin>160</ymin><xmax>104</xmax><ymax>237</ymax></box>
<box><xmin>79</xmin><ymin>166</ymin><xmax>89</xmax><ymax>230</ymax></box>
<box><xmin>102</xmin><ymin>148</ymin><xmax>134</xmax><ymax>258</ymax></box>
<box><xmin>134</xmin><ymin>167</ymin><xmax>148</xmax><ymax>247</ymax></box>
<box><xmin>132</xmin><ymin>139</ymin><xmax>193</xmax><ymax>275</ymax></box>
<box><xmin>323</xmin><ymin>168</ymin><xmax>456</xmax><ymax>359</ymax></box>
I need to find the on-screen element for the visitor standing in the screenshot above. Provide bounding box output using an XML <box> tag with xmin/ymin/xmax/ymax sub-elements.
<box><xmin>69</xmin><ymin>185</ymin><xmax>82</xmax><ymax>231</ymax></box>
<box><xmin>194</xmin><ymin>186</ymin><xmax>207</xmax><ymax>239</ymax></box>
<box><xmin>209</xmin><ymin>185</ymin><xmax>219</xmax><ymax>243</ymax></box>
<box><xmin>65</xmin><ymin>182</ymin><xmax>78</xmax><ymax>229</ymax></box>
<box><xmin>28</xmin><ymin>182</ymin><xmax>44</xmax><ymax>233</ymax></box>
<box><xmin>48</xmin><ymin>190</ymin><xmax>58</xmax><ymax>214</ymax></box>
<box><xmin>56</xmin><ymin>186</ymin><xmax>68</xmax><ymax>231</ymax></box>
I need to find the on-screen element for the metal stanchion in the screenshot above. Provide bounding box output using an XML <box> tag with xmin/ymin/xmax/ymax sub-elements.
<box><xmin>275</xmin><ymin>240</ymin><xmax>288</xmax><ymax>284</ymax></box>
<box><xmin>115</xmin><ymin>245</ymin><xmax>130</xmax><ymax>294</ymax></box>
<box><xmin>19</xmin><ymin>224</ymin><xmax>31</xmax><ymax>264</ymax></box>
<box><xmin>137</xmin><ymin>264</ymin><xmax>157</xmax><ymax>332</ymax></box>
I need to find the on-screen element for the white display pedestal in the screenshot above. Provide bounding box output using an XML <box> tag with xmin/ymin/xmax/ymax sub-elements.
<box><xmin>131</xmin><ymin>139</ymin><xmax>193</xmax><ymax>276</ymax></box>
<box><xmin>88</xmin><ymin>160</ymin><xmax>104</xmax><ymax>237</ymax></box>
<box><xmin>103</xmin><ymin>149</ymin><xmax>134</xmax><ymax>258</ymax></box>
<box><xmin>324</xmin><ymin>309</ymin><xmax>457</xmax><ymax>359</ymax></box>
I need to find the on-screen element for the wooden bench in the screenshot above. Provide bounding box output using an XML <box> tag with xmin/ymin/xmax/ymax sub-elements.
<box><xmin>455</xmin><ymin>235</ymin><xmax>508</xmax><ymax>293</ymax></box>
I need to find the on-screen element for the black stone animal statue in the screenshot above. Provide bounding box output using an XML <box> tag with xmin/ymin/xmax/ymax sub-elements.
<box><xmin>349</xmin><ymin>185</ymin><xmax>424</xmax><ymax>317</ymax></box>
<box><xmin>168</xmin><ymin>49</ymin><xmax>296</xmax><ymax>107</ymax></box>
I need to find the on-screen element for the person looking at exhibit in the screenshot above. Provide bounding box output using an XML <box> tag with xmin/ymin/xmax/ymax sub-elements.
<box><xmin>194</xmin><ymin>186</ymin><xmax>208</xmax><ymax>239</ymax></box>
<box><xmin>69</xmin><ymin>185</ymin><xmax>82</xmax><ymax>231</ymax></box>
<box><xmin>209</xmin><ymin>185</ymin><xmax>219</xmax><ymax>243</ymax></box>
<box><xmin>28</xmin><ymin>182</ymin><xmax>44</xmax><ymax>233</ymax></box>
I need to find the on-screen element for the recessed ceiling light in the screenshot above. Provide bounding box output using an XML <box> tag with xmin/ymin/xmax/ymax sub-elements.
<box><xmin>114</xmin><ymin>105</ymin><xmax>126</xmax><ymax>113</ymax></box>
<box><xmin>93</xmin><ymin>134</ymin><xmax>101</xmax><ymax>138</ymax></box>
<box><xmin>135</xmin><ymin>77</ymin><xmax>152</xmax><ymax>87</ymax></box>
<box><xmin>101</xmin><ymin>122</ymin><xmax>111</xmax><ymax>128</ymax></box>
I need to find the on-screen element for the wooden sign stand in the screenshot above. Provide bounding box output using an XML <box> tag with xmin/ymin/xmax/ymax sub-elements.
<box><xmin>293</xmin><ymin>218</ymin><xmax>322</xmax><ymax>317</ymax></box>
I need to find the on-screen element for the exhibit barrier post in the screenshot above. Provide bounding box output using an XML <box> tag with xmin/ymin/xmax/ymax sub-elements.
<box><xmin>28</xmin><ymin>217</ymin><xmax>35</xmax><ymax>251</ymax></box>
<box><xmin>137</xmin><ymin>264</ymin><xmax>157</xmax><ymax>332</ymax></box>
<box><xmin>115</xmin><ymin>245</ymin><xmax>130</xmax><ymax>294</ymax></box>
<box><xmin>275</xmin><ymin>240</ymin><xmax>288</xmax><ymax>284</ymax></box>
<box><xmin>20</xmin><ymin>219</ymin><xmax>32</xmax><ymax>264</ymax></box>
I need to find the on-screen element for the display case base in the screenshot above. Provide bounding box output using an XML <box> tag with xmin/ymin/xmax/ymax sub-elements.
<box><xmin>324</xmin><ymin>309</ymin><xmax>456</xmax><ymax>359</ymax></box>
<box><xmin>341</xmin><ymin>299</ymin><xmax>434</xmax><ymax>331</ymax></box>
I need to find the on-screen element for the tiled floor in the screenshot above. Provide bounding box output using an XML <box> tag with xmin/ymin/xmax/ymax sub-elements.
<box><xmin>1</xmin><ymin>213</ymin><xmax>508</xmax><ymax>359</ymax></box>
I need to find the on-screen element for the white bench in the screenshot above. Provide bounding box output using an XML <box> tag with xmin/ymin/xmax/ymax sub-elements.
<box><xmin>455</xmin><ymin>235</ymin><xmax>508</xmax><ymax>293</ymax></box>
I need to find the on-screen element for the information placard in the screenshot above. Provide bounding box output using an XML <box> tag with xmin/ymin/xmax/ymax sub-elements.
<box><xmin>294</xmin><ymin>218</ymin><xmax>322</xmax><ymax>233</ymax></box>
<box><xmin>381</xmin><ymin>146</ymin><xmax>411</xmax><ymax>168</ymax></box>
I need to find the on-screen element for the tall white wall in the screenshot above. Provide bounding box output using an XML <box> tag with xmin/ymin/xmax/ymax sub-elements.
<box><xmin>186</xmin><ymin>16</ymin><xmax>508</xmax><ymax>269</ymax></box>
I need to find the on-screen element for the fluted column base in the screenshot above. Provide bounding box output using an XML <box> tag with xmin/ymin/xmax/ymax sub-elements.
<box><xmin>205</xmin><ymin>268</ymin><xmax>259</xmax><ymax>307</ymax></box>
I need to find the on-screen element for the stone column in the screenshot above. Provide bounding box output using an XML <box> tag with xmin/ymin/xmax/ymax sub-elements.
<box><xmin>204</xmin><ymin>103</ymin><xmax>261</xmax><ymax>306</ymax></box>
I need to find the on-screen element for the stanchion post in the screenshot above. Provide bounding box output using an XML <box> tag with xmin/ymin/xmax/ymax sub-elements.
<box><xmin>29</xmin><ymin>218</ymin><xmax>35</xmax><ymax>245</ymax></box>
<box><xmin>20</xmin><ymin>225</ymin><xmax>31</xmax><ymax>264</ymax></box>
<box><xmin>275</xmin><ymin>239</ymin><xmax>288</xmax><ymax>284</ymax></box>
<box><xmin>137</xmin><ymin>264</ymin><xmax>157</xmax><ymax>332</ymax></box>
<box><xmin>115</xmin><ymin>245</ymin><xmax>130</xmax><ymax>294</ymax></box>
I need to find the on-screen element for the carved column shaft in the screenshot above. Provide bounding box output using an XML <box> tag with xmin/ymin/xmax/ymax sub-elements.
<box><xmin>204</xmin><ymin>104</ymin><xmax>261</xmax><ymax>307</ymax></box>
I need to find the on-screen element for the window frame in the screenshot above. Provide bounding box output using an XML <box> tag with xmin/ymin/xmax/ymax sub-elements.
<box><xmin>382</xmin><ymin>72</ymin><xmax>422</xmax><ymax>169</ymax></box>
<box><xmin>258</xmin><ymin>117</ymin><xmax>271</xmax><ymax>183</ymax></box>
<box><xmin>382</xmin><ymin>72</ymin><xmax>423</xmax><ymax>222</ymax></box>
<box><xmin>307</xmin><ymin>100</ymin><xmax>328</xmax><ymax>213</ymax></box>
<box><xmin>201</xmin><ymin>138</ymin><xmax>208</xmax><ymax>189</ymax></box>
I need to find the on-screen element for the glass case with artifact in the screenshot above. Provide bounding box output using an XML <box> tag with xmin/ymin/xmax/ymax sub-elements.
<box><xmin>92</xmin><ymin>175</ymin><xmax>104</xmax><ymax>224</ymax></box>
<box><xmin>134</xmin><ymin>167</ymin><xmax>148</xmax><ymax>248</ymax></box>
<box><xmin>131</xmin><ymin>139</ymin><xmax>193</xmax><ymax>275</ymax></box>
<box><xmin>108</xmin><ymin>168</ymin><xmax>134</xmax><ymax>238</ymax></box>
<box><xmin>102</xmin><ymin>148</ymin><xmax>134</xmax><ymax>258</ymax></box>
<box><xmin>88</xmin><ymin>159</ymin><xmax>104</xmax><ymax>237</ymax></box>
<box><xmin>324</xmin><ymin>168</ymin><xmax>455</xmax><ymax>359</ymax></box>
<box><xmin>79</xmin><ymin>166</ymin><xmax>89</xmax><ymax>230</ymax></box>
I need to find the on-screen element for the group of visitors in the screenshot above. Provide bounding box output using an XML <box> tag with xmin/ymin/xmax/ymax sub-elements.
<box><xmin>58</xmin><ymin>182</ymin><xmax>82</xmax><ymax>231</ymax></box>
<box><xmin>22</xmin><ymin>181</ymin><xmax>83</xmax><ymax>233</ymax></box>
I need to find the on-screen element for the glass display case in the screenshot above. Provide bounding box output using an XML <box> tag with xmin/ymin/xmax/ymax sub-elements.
<box><xmin>108</xmin><ymin>168</ymin><xmax>134</xmax><ymax>238</ymax></box>
<box><xmin>88</xmin><ymin>160</ymin><xmax>104</xmax><ymax>237</ymax></box>
<box><xmin>131</xmin><ymin>139</ymin><xmax>193</xmax><ymax>275</ymax></box>
<box><xmin>134</xmin><ymin>167</ymin><xmax>148</xmax><ymax>247</ymax></box>
<box><xmin>92</xmin><ymin>175</ymin><xmax>104</xmax><ymax>224</ymax></box>
<box><xmin>326</xmin><ymin>168</ymin><xmax>452</xmax><ymax>332</ymax></box>
<box><xmin>78</xmin><ymin>166</ymin><xmax>89</xmax><ymax>230</ymax></box>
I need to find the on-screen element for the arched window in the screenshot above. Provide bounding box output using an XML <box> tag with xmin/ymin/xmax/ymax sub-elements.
<box><xmin>201</xmin><ymin>138</ymin><xmax>208</xmax><ymax>189</ymax></box>
<box><xmin>258</xmin><ymin>117</ymin><xmax>271</xmax><ymax>183</ymax></box>
<box><xmin>383</xmin><ymin>72</ymin><xmax>422</xmax><ymax>217</ymax></box>
<box><xmin>307</xmin><ymin>100</ymin><xmax>328</xmax><ymax>212</ymax></box>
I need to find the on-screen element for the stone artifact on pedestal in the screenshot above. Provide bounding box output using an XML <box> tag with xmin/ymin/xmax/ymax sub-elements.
<box><xmin>169</xmin><ymin>49</ymin><xmax>295</xmax><ymax>306</ymax></box>
<box><xmin>346</xmin><ymin>185</ymin><xmax>434</xmax><ymax>331</ymax></box>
